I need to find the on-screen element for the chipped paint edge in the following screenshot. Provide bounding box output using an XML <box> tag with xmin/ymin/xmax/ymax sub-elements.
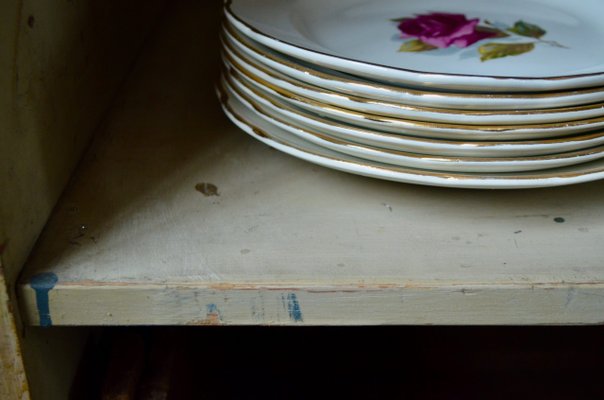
<box><xmin>0</xmin><ymin>266</ymin><xmax>31</xmax><ymax>400</ymax></box>
<box><xmin>16</xmin><ymin>281</ymin><xmax>604</xmax><ymax>326</ymax></box>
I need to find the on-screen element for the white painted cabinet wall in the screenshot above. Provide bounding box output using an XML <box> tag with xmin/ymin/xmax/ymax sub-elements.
<box><xmin>3</xmin><ymin>1</ymin><xmax>604</xmax><ymax>399</ymax></box>
<box><xmin>1</xmin><ymin>1</ymin><xmax>165</xmax><ymax>398</ymax></box>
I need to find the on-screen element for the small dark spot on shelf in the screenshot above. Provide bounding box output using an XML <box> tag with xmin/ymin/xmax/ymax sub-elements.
<box><xmin>27</xmin><ymin>15</ymin><xmax>35</xmax><ymax>28</ymax></box>
<box><xmin>514</xmin><ymin>230</ymin><xmax>522</xmax><ymax>234</ymax></box>
<box><xmin>554</xmin><ymin>217</ymin><xmax>566</xmax><ymax>224</ymax></box>
<box><xmin>240</xmin><ymin>249</ymin><xmax>251</xmax><ymax>255</ymax></box>
<box><xmin>196</xmin><ymin>182</ymin><xmax>219</xmax><ymax>197</ymax></box>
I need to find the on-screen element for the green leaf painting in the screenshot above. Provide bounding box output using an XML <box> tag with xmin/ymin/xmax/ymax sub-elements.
<box><xmin>394</xmin><ymin>13</ymin><xmax>566</xmax><ymax>62</ymax></box>
<box><xmin>478</xmin><ymin>42</ymin><xmax>536</xmax><ymax>62</ymax></box>
<box><xmin>507</xmin><ymin>20</ymin><xmax>546</xmax><ymax>38</ymax></box>
<box><xmin>399</xmin><ymin>39</ymin><xmax>437</xmax><ymax>52</ymax></box>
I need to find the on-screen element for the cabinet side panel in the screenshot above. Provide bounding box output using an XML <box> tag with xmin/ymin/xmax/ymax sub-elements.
<box><xmin>1</xmin><ymin>2</ymin><xmax>32</xmax><ymax>398</ymax></box>
<box><xmin>0</xmin><ymin>1</ymin><xmax>166</xmax><ymax>399</ymax></box>
<box><xmin>0</xmin><ymin>265</ymin><xmax>29</xmax><ymax>399</ymax></box>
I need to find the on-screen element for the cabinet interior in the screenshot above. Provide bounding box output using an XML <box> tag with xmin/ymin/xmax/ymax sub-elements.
<box><xmin>3</xmin><ymin>1</ymin><xmax>604</xmax><ymax>398</ymax></box>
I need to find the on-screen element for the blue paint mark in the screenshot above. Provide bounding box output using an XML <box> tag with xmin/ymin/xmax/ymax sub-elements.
<box><xmin>286</xmin><ymin>293</ymin><xmax>303</xmax><ymax>322</ymax></box>
<box><xmin>30</xmin><ymin>273</ymin><xmax>58</xmax><ymax>327</ymax></box>
<box><xmin>206</xmin><ymin>303</ymin><xmax>220</xmax><ymax>315</ymax></box>
<box><xmin>206</xmin><ymin>303</ymin><xmax>223</xmax><ymax>320</ymax></box>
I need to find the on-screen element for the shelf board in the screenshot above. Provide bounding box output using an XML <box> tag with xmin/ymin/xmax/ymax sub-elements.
<box><xmin>18</xmin><ymin>1</ymin><xmax>604</xmax><ymax>326</ymax></box>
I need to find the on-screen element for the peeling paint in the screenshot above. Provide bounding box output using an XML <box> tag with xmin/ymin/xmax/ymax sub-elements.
<box><xmin>209</xmin><ymin>283</ymin><xmax>237</xmax><ymax>290</ymax></box>
<box><xmin>1</xmin><ymin>269</ymin><xmax>31</xmax><ymax>399</ymax></box>
<box><xmin>187</xmin><ymin>303</ymin><xmax>223</xmax><ymax>325</ymax></box>
<box><xmin>207</xmin><ymin>303</ymin><xmax>221</xmax><ymax>318</ymax></box>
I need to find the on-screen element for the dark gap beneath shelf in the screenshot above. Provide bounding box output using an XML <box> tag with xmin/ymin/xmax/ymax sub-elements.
<box><xmin>70</xmin><ymin>326</ymin><xmax>604</xmax><ymax>399</ymax></box>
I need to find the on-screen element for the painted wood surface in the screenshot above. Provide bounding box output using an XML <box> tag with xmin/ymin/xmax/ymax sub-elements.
<box><xmin>0</xmin><ymin>3</ymin><xmax>30</xmax><ymax>396</ymax></box>
<box><xmin>1</xmin><ymin>0</ymin><xmax>165</xmax><ymax>399</ymax></box>
<box><xmin>17</xmin><ymin>0</ymin><xmax>604</xmax><ymax>326</ymax></box>
<box><xmin>0</xmin><ymin>264</ymin><xmax>29</xmax><ymax>400</ymax></box>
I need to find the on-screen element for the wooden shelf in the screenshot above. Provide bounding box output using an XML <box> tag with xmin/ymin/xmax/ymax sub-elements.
<box><xmin>18</xmin><ymin>1</ymin><xmax>604</xmax><ymax>326</ymax></box>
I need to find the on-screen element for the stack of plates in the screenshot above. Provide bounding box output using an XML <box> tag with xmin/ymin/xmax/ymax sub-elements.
<box><xmin>218</xmin><ymin>0</ymin><xmax>604</xmax><ymax>188</ymax></box>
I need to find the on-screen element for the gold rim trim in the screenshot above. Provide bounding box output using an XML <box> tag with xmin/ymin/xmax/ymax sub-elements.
<box><xmin>217</xmin><ymin>79</ymin><xmax>604</xmax><ymax>182</ymax></box>
<box><xmin>223</xmin><ymin>21</ymin><xmax>604</xmax><ymax>102</ymax></box>
<box><xmin>222</xmin><ymin>32</ymin><xmax>604</xmax><ymax>121</ymax></box>
<box><xmin>224</xmin><ymin>71</ymin><xmax>604</xmax><ymax>164</ymax></box>
<box><xmin>224</xmin><ymin>0</ymin><xmax>604</xmax><ymax>83</ymax></box>
<box><xmin>221</xmin><ymin>61</ymin><xmax>604</xmax><ymax>148</ymax></box>
<box><xmin>224</xmin><ymin>53</ymin><xmax>604</xmax><ymax>133</ymax></box>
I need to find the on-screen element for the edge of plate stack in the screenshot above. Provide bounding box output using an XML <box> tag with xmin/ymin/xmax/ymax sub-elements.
<box><xmin>217</xmin><ymin>1</ymin><xmax>604</xmax><ymax>189</ymax></box>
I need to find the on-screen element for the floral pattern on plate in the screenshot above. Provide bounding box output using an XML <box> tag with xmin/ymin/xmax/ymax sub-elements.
<box><xmin>393</xmin><ymin>12</ymin><xmax>566</xmax><ymax>61</ymax></box>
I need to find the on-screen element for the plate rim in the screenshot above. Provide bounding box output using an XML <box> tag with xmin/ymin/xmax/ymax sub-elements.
<box><xmin>226</xmin><ymin>0</ymin><xmax>604</xmax><ymax>90</ymax></box>
<box><xmin>223</xmin><ymin>22</ymin><xmax>604</xmax><ymax>110</ymax></box>
<box><xmin>222</xmin><ymin>34</ymin><xmax>604</xmax><ymax>125</ymax></box>
<box><xmin>223</xmin><ymin>63</ymin><xmax>604</xmax><ymax>157</ymax></box>
<box><xmin>218</xmin><ymin>77</ymin><xmax>604</xmax><ymax>189</ymax></box>
<box><xmin>224</xmin><ymin>72</ymin><xmax>604</xmax><ymax>173</ymax></box>
<box><xmin>226</xmin><ymin>57</ymin><xmax>604</xmax><ymax>140</ymax></box>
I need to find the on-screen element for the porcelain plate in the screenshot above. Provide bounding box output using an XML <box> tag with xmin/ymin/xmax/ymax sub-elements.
<box><xmin>227</xmin><ymin>0</ymin><xmax>604</xmax><ymax>92</ymax></box>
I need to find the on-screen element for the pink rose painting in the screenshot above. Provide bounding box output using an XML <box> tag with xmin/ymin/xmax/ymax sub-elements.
<box><xmin>393</xmin><ymin>12</ymin><xmax>566</xmax><ymax>61</ymax></box>
<box><xmin>399</xmin><ymin>13</ymin><xmax>497</xmax><ymax>48</ymax></box>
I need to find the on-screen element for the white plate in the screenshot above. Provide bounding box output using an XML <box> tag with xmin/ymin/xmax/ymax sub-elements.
<box><xmin>224</xmin><ymin>67</ymin><xmax>604</xmax><ymax>158</ymax></box>
<box><xmin>226</xmin><ymin>0</ymin><xmax>604</xmax><ymax>92</ymax></box>
<box><xmin>225</xmin><ymin>60</ymin><xmax>604</xmax><ymax>141</ymax></box>
<box><xmin>223</xmin><ymin>37</ymin><xmax>604</xmax><ymax>126</ymax></box>
<box><xmin>218</xmin><ymin>81</ymin><xmax>604</xmax><ymax>189</ymax></box>
<box><xmin>224</xmin><ymin>23</ymin><xmax>604</xmax><ymax>111</ymax></box>
<box><xmin>223</xmin><ymin>74</ymin><xmax>604</xmax><ymax>173</ymax></box>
